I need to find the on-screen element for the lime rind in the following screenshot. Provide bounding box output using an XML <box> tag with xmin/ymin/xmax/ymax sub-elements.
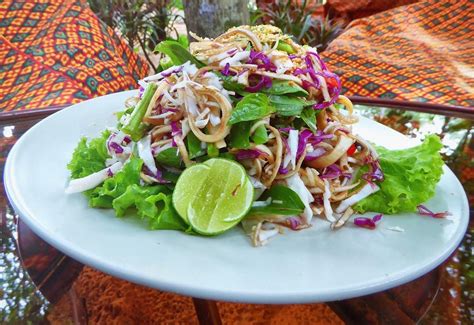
<box><xmin>172</xmin><ymin>158</ymin><xmax>254</xmax><ymax>235</ymax></box>
<box><xmin>172</xmin><ymin>163</ymin><xmax>210</xmax><ymax>224</ymax></box>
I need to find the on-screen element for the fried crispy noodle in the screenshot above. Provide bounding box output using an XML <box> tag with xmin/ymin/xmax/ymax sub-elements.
<box><xmin>214</xmin><ymin>28</ymin><xmax>263</xmax><ymax>51</ymax></box>
<box><xmin>186</xmin><ymin>85</ymin><xmax>231</xmax><ymax>143</ymax></box>
<box><xmin>275</xmin><ymin>150</ymin><xmax>306</xmax><ymax>180</ymax></box>
<box><xmin>306</xmin><ymin>134</ymin><xmax>354</xmax><ymax>169</ymax></box>
<box><xmin>241</xmin><ymin>216</ymin><xmax>285</xmax><ymax>247</ymax></box>
<box><xmin>331</xmin><ymin>207</ymin><xmax>354</xmax><ymax>230</ymax></box>
<box><xmin>261</xmin><ymin>125</ymin><xmax>283</xmax><ymax>187</ymax></box>
<box><xmin>301</xmin><ymin>167</ymin><xmax>325</xmax><ymax>191</ymax></box>
<box><xmin>253</xmin><ymin>70</ymin><xmax>303</xmax><ymax>84</ymax></box>
<box><xmin>174</xmin><ymin>135</ymin><xmax>193</xmax><ymax>167</ymax></box>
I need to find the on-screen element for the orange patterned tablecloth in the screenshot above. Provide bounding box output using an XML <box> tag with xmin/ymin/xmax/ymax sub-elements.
<box><xmin>322</xmin><ymin>0</ymin><xmax>474</xmax><ymax>109</ymax></box>
<box><xmin>0</xmin><ymin>0</ymin><xmax>148</xmax><ymax>112</ymax></box>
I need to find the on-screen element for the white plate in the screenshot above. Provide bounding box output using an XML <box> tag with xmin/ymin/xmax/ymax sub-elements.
<box><xmin>5</xmin><ymin>91</ymin><xmax>469</xmax><ymax>304</ymax></box>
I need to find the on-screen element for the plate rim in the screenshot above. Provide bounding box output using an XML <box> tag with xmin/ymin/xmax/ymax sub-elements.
<box><xmin>4</xmin><ymin>90</ymin><xmax>470</xmax><ymax>304</ymax></box>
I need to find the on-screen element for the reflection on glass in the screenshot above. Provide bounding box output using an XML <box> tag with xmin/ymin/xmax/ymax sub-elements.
<box><xmin>1</xmin><ymin>206</ymin><xmax>49</xmax><ymax>323</ymax></box>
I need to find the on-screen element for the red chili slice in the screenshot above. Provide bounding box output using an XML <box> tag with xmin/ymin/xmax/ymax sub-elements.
<box><xmin>347</xmin><ymin>143</ymin><xmax>356</xmax><ymax>156</ymax></box>
<box><xmin>326</xmin><ymin>77</ymin><xmax>338</xmax><ymax>89</ymax></box>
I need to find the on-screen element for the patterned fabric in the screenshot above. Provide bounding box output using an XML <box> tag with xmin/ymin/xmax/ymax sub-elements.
<box><xmin>0</xmin><ymin>0</ymin><xmax>149</xmax><ymax>112</ymax></box>
<box><xmin>327</xmin><ymin>0</ymin><xmax>418</xmax><ymax>19</ymax></box>
<box><xmin>322</xmin><ymin>0</ymin><xmax>474</xmax><ymax>108</ymax></box>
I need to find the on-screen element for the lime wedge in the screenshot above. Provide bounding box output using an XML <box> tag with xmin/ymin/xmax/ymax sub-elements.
<box><xmin>173</xmin><ymin>158</ymin><xmax>254</xmax><ymax>235</ymax></box>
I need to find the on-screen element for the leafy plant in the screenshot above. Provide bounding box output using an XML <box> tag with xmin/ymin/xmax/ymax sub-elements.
<box><xmin>307</xmin><ymin>14</ymin><xmax>346</xmax><ymax>51</ymax></box>
<box><xmin>87</xmin><ymin>0</ymin><xmax>184</xmax><ymax>72</ymax></box>
<box><xmin>256</xmin><ymin>0</ymin><xmax>346</xmax><ymax>51</ymax></box>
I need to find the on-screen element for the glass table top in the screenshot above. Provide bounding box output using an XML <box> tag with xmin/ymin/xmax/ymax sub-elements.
<box><xmin>1</xmin><ymin>104</ymin><xmax>472</xmax><ymax>323</ymax></box>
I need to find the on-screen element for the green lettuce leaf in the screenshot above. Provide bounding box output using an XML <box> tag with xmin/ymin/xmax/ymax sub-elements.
<box><xmin>143</xmin><ymin>193</ymin><xmax>189</xmax><ymax>231</ymax></box>
<box><xmin>112</xmin><ymin>184</ymin><xmax>189</xmax><ymax>231</ymax></box>
<box><xmin>67</xmin><ymin>130</ymin><xmax>110</xmax><ymax>179</ymax></box>
<box><xmin>354</xmin><ymin>135</ymin><xmax>444</xmax><ymax>214</ymax></box>
<box><xmin>89</xmin><ymin>157</ymin><xmax>143</xmax><ymax>208</ymax></box>
<box><xmin>112</xmin><ymin>184</ymin><xmax>168</xmax><ymax>216</ymax></box>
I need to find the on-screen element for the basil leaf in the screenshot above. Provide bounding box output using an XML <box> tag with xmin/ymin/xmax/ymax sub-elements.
<box><xmin>186</xmin><ymin>132</ymin><xmax>205</xmax><ymax>159</ymax></box>
<box><xmin>162</xmin><ymin>170</ymin><xmax>180</xmax><ymax>183</ymax></box>
<box><xmin>220</xmin><ymin>74</ymin><xmax>245</xmax><ymax>92</ymax></box>
<box><xmin>263</xmin><ymin>80</ymin><xmax>307</xmax><ymax>97</ymax></box>
<box><xmin>155</xmin><ymin>40</ymin><xmax>204</xmax><ymax>68</ymax></box>
<box><xmin>269</xmin><ymin>95</ymin><xmax>314</xmax><ymax>116</ymax></box>
<box><xmin>229</xmin><ymin>93</ymin><xmax>275</xmax><ymax>125</ymax></box>
<box><xmin>219</xmin><ymin>152</ymin><xmax>236</xmax><ymax>160</ymax></box>
<box><xmin>228</xmin><ymin>121</ymin><xmax>252</xmax><ymax>149</ymax></box>
<box><xmin>301</xmin><ymin>107</ymin><xmax>318</xmax><ymax>133</ymax></box>
<box><xmin>251</xmin><ymin>125</ymin><xmax>268</xmax><ymax>144</ymax></box>
<box><xmin>249</xmin><ymin>185</ymin><xmax>305</xmax><ymax>215</ymax></box>
<box><xmin>155</xmin><ymin>147</ymin><xmax>182</xmax><ymax>168</ymax></box>
<box><xmin>159</xmin><ymin>55</ymin><xmax>174</xmax><ymax>70</ymax></box>
<box><xmin>207</xmin><ymin>143</ymin><xmax>219</xmax><ymax>157</ymax></box>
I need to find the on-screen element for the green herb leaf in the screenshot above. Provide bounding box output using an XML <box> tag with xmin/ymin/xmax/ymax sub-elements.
<box><xmin>301</xmin><ymin>107</ymin><xmax>318</xmax><ymax>132</ymax></box>
<box><xmin>162</xmin><ymin>170</ymin><xmax>180</xmax><ymax>183</ymax></box>
<box><xmin>121</xmin><ymin>83</ymin><xmax>158</xmax><ymax>141</ymax></box>
<box><xmin>218</xmin><ymin>152</ymin><xmax>236</xmax><ymax>161</ymax></box>
<box><xmin>156</xmin><ymin>147</ymin><xmax>182</xmax><ymax>168</ymax></box>
<box><xmin>207</xmin><ymin>143</ymin><xmax>219</xmax><ymax>157</ymax></box>
<box><xmin>263</xmin><ymin>80</ymin><xmax>307</xmax><ymax>97</ymax></box>
<box><xmin>159</xmin><ymin>55</ymin><xmax>174</xmax><ymax>70</ymax></box>
<box><xmin>220</xmin><ymin>74</ymin><xmax>245</xmax><ymax>92</ymax></box>
<box><xmin>186</xmin><ymin>132</ymin><xmax>205</xmax><ymax>159</ymax></box>
<box><xmin>228</xmin><ymin>121</ymin><xmax>252</xmax><ymax>149</ymax></box>
<box><xmin>229</xmin><ymin>93</ymin><xmax>275</xmax><ymax>124</ymax></box>
<box><xmin>269</xmin><ymin>95</ymin><xmax>314</xmax><ymax>116</ymax></box>
<box><xmin>155</xmin><ymin>40</ymin><xmax>204</xmax><ymax>67</ymax></box>
<box><xmin>249</xmin><ymin>185</ymin><xmax>305</xmax><ymax>215</ymax></box>
<box><xmin>251</xmin><ymin>125</ymin><xmax>268</xmax><ymax>144</ymax></box>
